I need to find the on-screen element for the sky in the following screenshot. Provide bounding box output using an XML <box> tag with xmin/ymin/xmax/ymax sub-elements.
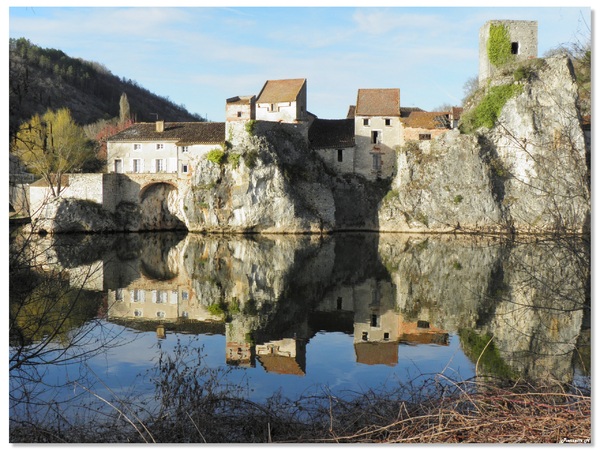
<box><xmin>6</xmin><ymin>3</ymin><xmax>593</xmax><ymax>123</ymax></box>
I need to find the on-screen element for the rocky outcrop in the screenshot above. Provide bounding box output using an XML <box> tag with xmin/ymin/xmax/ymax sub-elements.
<box><xmin>379</xmin><ymin>55</ymin><xmax>589</xmax><ymax>234</ymax></box>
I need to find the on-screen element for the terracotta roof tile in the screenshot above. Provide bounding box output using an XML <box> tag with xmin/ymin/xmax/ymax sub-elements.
<box><xmin>107</xmin><ymin>122</ymin><xmax>225</xmax><ymax>145</ymax></box>
<box><xmin>256</xmin><ymin>78</ymin><xmax>306</xmax><ymax>103</ymax></box>
<box><xmin>257</xmin><ymin>355</ymin><xmax>305</xmax><ymax>376</ymax></box>
<box><xmin>355</xmin><ymin>89</ymin><xmax>400</xmax><ymax>117</ymax></box>
<box><xmin>401</xmin><ymin>111</ymin><xmax>449</xmax><ymax>129</ymax></box>
<box><xmin>308</xmin><ymin>118</ymin><xmax>355</xmax><ymax>149</ymax></box>
<box><xmin>354</xmin><ymin>342</ymin><xmax>398</xmax><ymax>366</ymax></box>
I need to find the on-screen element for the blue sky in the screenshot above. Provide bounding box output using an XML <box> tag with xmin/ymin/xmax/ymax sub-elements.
<box><xmin>7</xmin><ymin>3</ymin><xmax>593</xmax><ymax>122</ymax></box>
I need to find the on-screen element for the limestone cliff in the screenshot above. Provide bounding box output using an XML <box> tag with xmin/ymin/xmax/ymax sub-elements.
<box><xmin>379</xmin><ymin>55</ymin><xmax>590</xmax><ymax>234</ymax></box>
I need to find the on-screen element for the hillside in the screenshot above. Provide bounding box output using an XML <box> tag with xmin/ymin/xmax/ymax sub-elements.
<box><xmin>9</xmin><ymin>38</ymin><xmax>204</xmax><ymax>140</ymax></box>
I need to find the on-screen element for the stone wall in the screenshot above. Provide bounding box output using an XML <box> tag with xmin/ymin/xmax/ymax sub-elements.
<box><xmin>479</xmin><ymin>20</ymin><xmax>538</xmax><ymax>85</ymax></box>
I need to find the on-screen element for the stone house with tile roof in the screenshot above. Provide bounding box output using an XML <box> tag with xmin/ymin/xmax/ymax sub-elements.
<box><xmin>401</xmin><ymin>111</ymin><xmax>453</xmax><ymax>142</ymax></box>
<box><xmin>308</xmin><ymin>118</ymin><xmax>356</xmax><ymax>174</ymax></box>
<box><xmin>352</xmin><ymin>88</ymin><xmax>403</xmax><ymax>179</ymax></box>
<box><xmin>255</xmin><ymin>78</ymin><xmax>308</xmax><ymax>124</ymax></box>
<box><xmin>107</xmin><ymin>120</ymin><xmax>225</xmax><ymax>177</ymax></box>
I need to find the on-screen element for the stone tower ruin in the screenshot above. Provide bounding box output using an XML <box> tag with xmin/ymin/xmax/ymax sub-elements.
<box><xmin>479</xmin><ymin>20</ymin><xmax>538</xmax><ymax>86</ymax></box>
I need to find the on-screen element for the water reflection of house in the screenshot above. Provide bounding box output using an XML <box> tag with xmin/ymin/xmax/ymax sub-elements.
<box><xmin>108</xmin><ymin>283</ymin><xmax>220</xmax><ymax>323</ymax></box>
<box><xmin>226</xmin><ymin>341</ymin><xmax>255</xmax><ymax>368</ymax></box>
<box><xmin>354</xmin><ymin>342</ymin><xmax>399</xmax><ymax>366</ymax></box>
<box><xmin>398</xmin><ymin>320</ymin><xmax>449</xmax><ymax>346</ymax></box>
<box><xmin>256</xmin><ymin>338</ymin><xmax>306</xmax><ymax>376</ymax></box>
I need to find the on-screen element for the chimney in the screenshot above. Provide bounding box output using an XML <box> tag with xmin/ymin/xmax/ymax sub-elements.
<box><xmin>156</xmin><ymin>120</ymin><xmax>165</xmax><ymax>132</ymax></box>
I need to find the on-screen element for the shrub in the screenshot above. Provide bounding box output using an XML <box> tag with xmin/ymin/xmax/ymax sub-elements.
<box><xmin>228</xmin><ymin>153</ymin><xmax>241</xmax><ymax>169</ymax></box>
<box><xmin>244</xmin><ymin>149</ymin><xmax>259</xmax><ymax>169</ymax></box>
<box><xmin>453</xmin><ymin>195</ymin><xmax>464</xmax><ymax>205</ymax></box>
<box><xmin>245</xmin><ymin>120</ymin><xmax>256</xmax><ymax>135</ymax></box>
<box><xmin>207</xmin><ymin>148</ymin><xmax>227</xmax><ymax>165</ymax></box>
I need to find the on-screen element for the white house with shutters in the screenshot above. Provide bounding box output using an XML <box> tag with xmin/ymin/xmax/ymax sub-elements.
<box><xmin>106</xmin><ymin>120</ymin><xmax>225</xmax><ymax>177</ymax></box>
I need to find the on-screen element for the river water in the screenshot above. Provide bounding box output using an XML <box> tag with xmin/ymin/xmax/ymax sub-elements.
<box><xmin>9</xmin><ymin>231</ymin><xmax>590</xmax><ymax>425</ymax></box>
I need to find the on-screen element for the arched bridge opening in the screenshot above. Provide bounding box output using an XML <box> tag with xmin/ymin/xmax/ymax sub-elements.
<box><xmin>138</xmin><ymin>182</ymin><xmax>187</xmax><ymax>231</ymax></box>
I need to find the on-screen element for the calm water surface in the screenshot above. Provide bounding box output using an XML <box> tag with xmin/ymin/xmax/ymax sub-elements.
<box><xmin>10</xmin><ymin>231</ymin><xmax>590</xmax><ymax>421</ymax></box>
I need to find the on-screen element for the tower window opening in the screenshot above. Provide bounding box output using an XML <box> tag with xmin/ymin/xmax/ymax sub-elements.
<box><xmin>511</xmin><ymin>42</ymin><xmax>519</xmax><ymax>55</ymax></box>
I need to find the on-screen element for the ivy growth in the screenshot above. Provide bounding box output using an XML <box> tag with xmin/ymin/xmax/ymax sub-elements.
<box><xmin>487</xmin><ymin>23</ymin><xmax>513</xmax><ymax>67</ymax></box>
<box><xmin>460</xmin><ymin>84</ymin><xmax>523</xmax><ymax>133</ymax></box>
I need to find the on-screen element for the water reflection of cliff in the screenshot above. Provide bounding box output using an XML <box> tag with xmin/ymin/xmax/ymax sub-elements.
<box><xmin>43</xmin><ymin>231</ymin><xmax>589</xmax><ymax>382</ymax></box>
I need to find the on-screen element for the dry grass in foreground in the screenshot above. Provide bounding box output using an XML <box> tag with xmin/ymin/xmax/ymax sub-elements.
<box><xmin>10</xmin><ymin>377</ymin><xmax>590</xmax><ymax>444</ymax></box>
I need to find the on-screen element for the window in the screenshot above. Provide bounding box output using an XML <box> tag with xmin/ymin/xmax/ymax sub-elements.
<box><xmin>385</xmin><ymin>118</ymin><xmax>391</xmax><ymax>126</ymax></box>
<box><xmin>155</xmin><ymin>159</ymin><xmax>165</xmax><ymax>172</ymax></box>
<box><xmin>363</xmin><ymin>118</ymin><xmax>370</xmax><ymax>126</ymax></box>
<box><xmin>270</xmin><ymin>103</ymin><xmax>275</xmax><ymax>112</ymax></box>
<box><xmin>237</xmin><ymin>111</ymin><xmax>242</xmax><ymax>118</ymax></box>
<box><xmin>114</xmin><ymin>159</ymin><xmax>123</xmax><ymax>173</ymax></box>
<box><xmin>362</xmin><ymin>331</ymin><xmax>369</xmax><ymax>341</ymax></box>
<box><xmin>419</xmin><ymin>134</ymin><xmax>432</xmax><ymax>141</ymax></box>
<box><xmin>133</xmin><ymin>143</ymin><xmax>142</xmax><ymax>151</ymax></box>
<box><xmin>156</xmin><ymin>311</ymin><xmax>166</xmax><ymax>319</ymax></box>
<box><xmin>371</xmin><ymin>130</ymin><xmax>381</xmax><ymax>144</ymax></box>
<box><xmin>131</xmin><ymin>289</ymin><xmax>145</xmax><ymax>303</ymax></box>
<box><xmin>383</xmin><ymin>332</ymin><xmax>390</xmax><ymax>341</ymax></box>
<box><xmin>156</xmin><ymin>143</ymin><xmax>164</xmax><ymax>150</ymax></box>
<box><xmin>154</xmin><ymin>290</ymin><xmax>168</xmax><ymax>304</ymax></box>
<box><xmin>370</xmin><ymin>314</ymin><xmax>380</xmax><ymax>327</ymax></box>
<box><xmin>171</xmin><ymin>291</ymin><xmax>178</xmax><ymax>304</ymax></box>
<box><xmin>180</xmin><ymin>146</ymin><xmax>189</xmax><ymax>153</ymax></box>
<box><xmin>115</xmin><ymin>288</ymin><xmax>123</xmax><ymax>301</ymax></box>
<box><xmin>181</xmin><ymin>164</ymin><xmax>189</xmax><ymax>174</ymax></box>
<box><xmin>511</xmin><ymin>42</ymin><xmax>519</xmax><ymax>55</ymax></box>
<box><xmin>337</xmin><ymin>297</ymin><xmax>343</xmax><ymax>310</ymax></box>
<box><xmin>132</xmin><ymin>159</ymin><xmax>142</xmax><ymax>173</ymax></box>
<box><xmin>181</xmin><ymin>291</ymin><xmax>189</xmax><ymax>301</ymax></box>
<box><xmin>372</xmin><ymin>154</ymin><xmax>382</xmax><ymax>171</ymax></box>
<box><xmin>134</xmin><ymin>309</ymin><xmax>143</xmax><ymax>317</ymax></box>
<box><xmin>337</xmin><ymin>149</ymin><xmax>343</xmax><ymax>162</ymax></box>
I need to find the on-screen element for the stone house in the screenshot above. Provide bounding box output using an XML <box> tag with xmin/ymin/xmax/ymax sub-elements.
<box><xmin>255</xmin><ymin>78</ymin><xmax>308</xmax><ymax>123</ymax></box>
<box><xmin>106</xmin><ymin>120</ymin><xmax>225</xmax><ymax>177</ymax></box>
<box><xmin>309</xmin><ymin>89</ymin><xmax>458</xmax><ymax>179</ymax></box>
<box><xmin>353</xmin><ymin>88</ymin><xmax>403</xmax><ymax>179</ymax></box>
<box><xmin>308</xmin><ymin>118</ymin><xmax>356</xmax><ymax>174</ymax></box>
<box><xmin>401</xmin><ymin>111</ymin><xmax>454</xmax><ymax>142</ymax></box>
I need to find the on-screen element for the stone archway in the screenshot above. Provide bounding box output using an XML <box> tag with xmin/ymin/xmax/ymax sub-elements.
<box><xmin>139</xmin><ymin>182</ymin><xmax>186</xmax><ymax>231</ymax></box>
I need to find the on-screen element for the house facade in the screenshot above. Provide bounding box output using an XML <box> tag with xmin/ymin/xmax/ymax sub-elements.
<box><xmin>353</xmin><ymin>89</ymin><xmax>403</xmax><ymax>179</ymax></box>
<box><xmin>255</xmin><ymin>78</ymin><xmax>308</xmax><ymax>123</ymax></box>
<box><xmin>107</xmin><ymin>121</ymin><xmax>225</xmax><ymax>177</ymax></box>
